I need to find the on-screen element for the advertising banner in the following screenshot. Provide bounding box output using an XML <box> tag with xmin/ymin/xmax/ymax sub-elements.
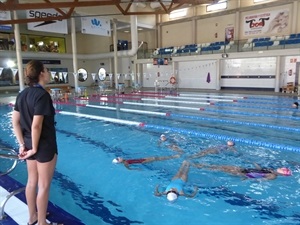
<box><xmin>0</xmin><ymin>11</ymin><xmax>12</xmax><ymax>31</ymax></box>
<box><xmin>243</xmin><ymin>9</ymin><xmax>289</xmax><ymax>36</ymax></box>
<box><xmin>27</xmin><ymin>9</ymin><xmax>68</xmax><ymax>34</ymax></box>
<box><xmin>81</xmin><ymin>16</ymin><xmax>111</xmax><ymax>37</ymax></box>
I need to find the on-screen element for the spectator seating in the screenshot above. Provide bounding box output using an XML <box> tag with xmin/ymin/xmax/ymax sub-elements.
<box><xmin>152</xmin><ymin>33</ymin><xmax>300</xmax><ymax>57</ymax></box>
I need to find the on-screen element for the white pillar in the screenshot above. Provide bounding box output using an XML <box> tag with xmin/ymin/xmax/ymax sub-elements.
<box><xmin>71</xmin><ymin>17</ymin><xmax>79</xmax><ymax>91</ymax></box>
<box><xmin>113</xmin><ymin>19</ymin><xmax>118</xmax><ymax>89</ymax></box>
<box><xmin>13</xmin><ymin>11</ymin><xmax>24</xmax><ymax>91</ymax></box>
<box><xmin>216</xmin><ymin>59</ymin><xmax>221</xmax><ymax>90</ymax></box>
<box><xmin>292</xmin><ymin>1</ymin><xmax>298</xmax><ymax>34</ymax></box>
<box><xmin>274</xmin><ymin>56</ymin><xmax>281</xmax><ymax>93</ymax></box>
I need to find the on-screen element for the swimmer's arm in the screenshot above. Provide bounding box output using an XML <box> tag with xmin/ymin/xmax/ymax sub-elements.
<box><xmin>167</xmin><ymin>144</ymin><xmax>183</xmax><ymax>153</ymax></box>
<box><xmin>181</xmin><ymin>186</ymin><xmax>198</xmax><ymax>198</ymax></box>
<box><xmin>264</xmin><ymin>174</ymin><xmax>277</xmax><ymax>180</ymax></box>
<box><xmin>253</xmin><ymin>163</ymin><xmax>262</xmax><ymax>169</ymax></box>
<box><xmin>154</xmin><ymin>185</ymin><xmax>165</xmax><ymax>196</ymax></box>
<box><xmin>124</xmin><ymin>163</ymin><xmax>142</xmax><ymax>171</ymax></box>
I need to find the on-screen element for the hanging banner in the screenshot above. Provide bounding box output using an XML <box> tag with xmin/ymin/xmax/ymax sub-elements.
<box><xmin>225</xmin><ymin>27</ymin><xmax>234</xmax><ymax>43</ymax></box>
<box><xmin>0</xmin><ymin>67</ymin><xmax>3</xmax><ymax>76</ymax></box>
<box><xmin>0</xmin><ymin>11</ymin><xmax>12</xmax><ymax>31</ymax></box>
<box><xmin>27</xmin><ymin>9</ymin><xmax>68</xmax><ymax>34</ymax></box>
<box><xmin>243</xmin><ymin>9</ymin><xmax>289</xmax><ymax>36</ymax></box>
<box><xmin>12</xmin><ymin>68</ymin><xmax>18</xmax><ymax>76</ymax></box>
<box><xmin>81</xmin><ymin>16</ymin><xmax>111</xmax><ymax>37</ymax></box>
<box><xmin>206</xmin><ymin>72</ymin><xmax>211</xmax><ymax>83</ymax></box>
<box><xmin>50</xmin><ymin>71</ymin><xmax>57</xmax><ymax>80</ymax></box>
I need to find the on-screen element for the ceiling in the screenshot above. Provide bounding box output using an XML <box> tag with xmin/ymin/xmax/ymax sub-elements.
<box><xmin>0</xmin><ymin>0</ymin><xmax>217</xmax><ymax>25</ymax></box>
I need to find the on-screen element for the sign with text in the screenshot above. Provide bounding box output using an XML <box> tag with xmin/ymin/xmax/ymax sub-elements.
<box><xmin>243</xmin><ymin>9</ymin><xmax>289</xmax><ymax>36</ymax></box>
<box><xmin>26</xmin><ymin>9</ymin><xmax>68</xmax><ymax>34</ymax></box>
<box><xmin>81</xmin><ymin>16</ymin><xmax>111</xmax><ymax>37</ymax></box>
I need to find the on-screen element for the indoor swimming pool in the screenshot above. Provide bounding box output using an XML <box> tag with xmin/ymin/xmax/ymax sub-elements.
<box><xmin>1</xmin><ymin>91</ymin><xmax>300</xmax><ymax>225</ymax></box>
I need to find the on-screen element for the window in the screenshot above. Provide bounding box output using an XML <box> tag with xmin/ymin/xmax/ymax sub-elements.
<box><xmin>169</xmin><ymin>8</ymin><xmax>187</xmax><ymax>19</ymax></box>
<box><xmin>206</xmin><ymin>1</ymin><xmax>227</xmax><ymax>12</ymax></box>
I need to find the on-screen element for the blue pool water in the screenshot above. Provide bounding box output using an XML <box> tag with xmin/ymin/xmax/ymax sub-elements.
<box><xmin>1</xmin><ymin>91</ymin><xmax>300</xmax><ymax>225</ymax></box>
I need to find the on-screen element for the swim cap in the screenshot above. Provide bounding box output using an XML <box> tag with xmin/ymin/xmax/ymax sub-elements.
<box><xmin>167</xmin><ymin>192</ymin><xmax>178</xmax><ymax>202</ymax></box>
<box><xmin>277</xmin><ymin>168</ymin><xmax>292</xmax><ymax>176</ymax></box>
<box><xmin>160</xmin><ymin>134</ymin><xmax>166</xmax><ymax>138</ymax></box>
<box><xmin>227</xmin><ymin>140</ymin><xmax>235</xmax><ymax>146</ymax></box>
<box><xmin>112</xmin><ymin>157</ymin><xmax>121</xmax><ymax>164</ymax></box>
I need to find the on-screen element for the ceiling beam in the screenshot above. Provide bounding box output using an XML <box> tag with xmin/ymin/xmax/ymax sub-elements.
<box><xmin>0</xmin><ymin>0</ymin><xmax>118</xmax><ymax>11</ymax></box>
<box><xmin>0</xmin><ymin>0</ymin><xmax>205</xmax><ymax>25</ymax></box>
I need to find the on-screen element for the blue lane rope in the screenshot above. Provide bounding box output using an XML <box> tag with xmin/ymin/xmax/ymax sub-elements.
<box><xmin>245</xmin><ymin>96</ymin><xmax>297</xmax><ymax>101</ymax></box>
<box><xmin>56</xmin><ymin>110</ymin><xmax>300</xmax><ymax>153</ymax></box>
<box><xmin>170</xmin><ymin>113</ymin><xmax>300</xmax><ymax>133</ymax></box>
<box><xmin>202</xmin><ymin>108</ymin><xmax>300</xmax><ymax>121</ymax></box>
<box><xmin>142</xmin><ymin>124</ymin><xmax>300</xmax><ymax>153</ymax></box>
<box><xmin>236</xmin><ymin>100</ymin><xmax>294</xmax><ymax>105</ymax></box>
<box><xmin>214</xmin><ymin>102</ymin><xmax>299</xmax><ymax>112</ymax></box>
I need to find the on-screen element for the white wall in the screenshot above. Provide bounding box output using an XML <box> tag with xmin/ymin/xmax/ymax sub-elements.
<box><xmin>177</xmin><ymin>60</ymin><xmax>217</xmax><ymax>89</ymax></box>
<box><xmin>220</xmin><ymin>57</ymin><xmax>277</xmax><ymax>88</ymax></box>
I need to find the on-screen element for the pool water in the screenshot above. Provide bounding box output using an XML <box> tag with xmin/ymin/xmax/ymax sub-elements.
<box><xmin>1</xmin><ymin>91</ymin><xmax>300</xmax><ymax>225</ymax></box>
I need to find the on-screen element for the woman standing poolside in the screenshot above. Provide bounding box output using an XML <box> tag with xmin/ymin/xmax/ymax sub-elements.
<box><xmin>12</xmin><ymin>60</ymin><xmax>62</xmax><ymax>225</ymax></box>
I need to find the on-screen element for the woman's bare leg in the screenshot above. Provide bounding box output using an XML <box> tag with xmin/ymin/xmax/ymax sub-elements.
<box><xmin>26</xmin><ymin>160</ymin><xmax>38</xmax><ymax>224</ymax></box>
<box><xmin>36</xmin><ymin>154</ymin><xmax>57</xmax><ymax>225</ymax></box>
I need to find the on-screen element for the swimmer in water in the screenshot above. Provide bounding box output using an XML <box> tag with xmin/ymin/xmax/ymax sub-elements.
<box><xmin>188</xmin><ymin>140</ymin><xmax>236</xmax><ymax>159</ymax></box>
<box><xmin>154</xmin><ymin>160</ymin><xmax>198</xmax><ymax>202</ymax></box>
<box><xmin>112</xmin><ymin>154</ymin><xmax>180</xmax><ymax>170</ymax></box>
<box><xmin>192</xmin><ymin>162</ymin><xmax>292</xmax><ymax>180</ymax></box>
<box><xmin>158</xmin><ymin>134</ymin><xmax>184</xmax><ymax>154</ymax></box>
<box><xmin>292</xmin><ymin>102</ymin><xmax>299</xmax><ymax>109</ymax></box>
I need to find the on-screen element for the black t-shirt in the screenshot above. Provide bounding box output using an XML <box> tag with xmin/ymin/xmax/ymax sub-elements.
<box><xmin>14</xmin><ymin>86</ymin><xmax>58</xmax><ymax>162</ymax></box>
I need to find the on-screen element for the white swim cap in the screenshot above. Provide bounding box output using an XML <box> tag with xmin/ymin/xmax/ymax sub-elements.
<box><xmin>167</xmin><ymin>192</ymin><xmax>178</xmax><ymax>202</ymax></box>
<box><xmin>160</xmin><ymin>134</ymin><xmax>166</xmax><ymax>138</ymax></box>
<box><xmin>112</xmin><ymin>158</ymin><xmax>119</xmax><ymax>164</ymax></box>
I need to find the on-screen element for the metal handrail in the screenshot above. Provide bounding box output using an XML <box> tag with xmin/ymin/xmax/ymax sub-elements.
<box><xmin>0</xmin><ymin>187</ymin><xmax>25</xmax><ymax>220</ymax></box>
<box><xmin>0</xmin><ymin>148</ymin><xmax>25</xmax><ymax>220</ymax></box>
<box><xmin>0</xmin><ymin>148</ymin><xmax>19</xmax><ymax>176</ymax></box>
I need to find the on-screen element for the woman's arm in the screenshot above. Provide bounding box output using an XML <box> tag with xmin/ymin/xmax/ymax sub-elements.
<box><xmin>12</xmin><ymin>111</ymin><xmax>26</xmax><ymax>154</ymax></box>
<box><xmin>264</xmin><ymin>173</ymin><xmax>277</xmax><ymax>180</ymax></box>
<box><xmin>181</xmin><ymin>186</ymin><xmax>198</xmax><ymax>198</ymax></box>
<box><xmin>154</xmin><ymin>185</ymin><xmax>165</xmax><ymax>196</ymax></box>
<box><xmin>19</xmin><ymin>115</ymin><xmax>44</xmax><ymax>159</ymax></box>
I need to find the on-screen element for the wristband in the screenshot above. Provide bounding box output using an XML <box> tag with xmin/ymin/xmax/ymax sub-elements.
<box><xmin>20</xmin><ymin>143</ymin><xmax>25</xmax><ymax>147</ymax></box>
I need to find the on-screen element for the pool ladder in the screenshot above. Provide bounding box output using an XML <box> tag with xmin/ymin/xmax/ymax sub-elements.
<box><xmin>0</xmin><ymin>148</ymin><xmax>25</xmax><ymax>220</ymax></box>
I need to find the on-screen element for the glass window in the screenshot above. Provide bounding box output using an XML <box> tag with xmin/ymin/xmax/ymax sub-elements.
<box><xmin>78</xmin><ymin>68</ymin><xmax>88</xmax><ymax>82</ymax></box>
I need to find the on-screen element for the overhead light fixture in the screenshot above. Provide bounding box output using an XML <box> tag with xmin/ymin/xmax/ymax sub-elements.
<box><xmin>253</xmin><ymin>0</ymin><xmax>269</xmax><ymax>3</ymax></box>
<box><xmin>169</xmin><ymin>8</ymin><xmax>187</xmax><ymax>19</ymax></box>
<box><xmin>6</xmin><ymin>60</ymin><xmax>15</xmax><ymax>68</ymax></box>
<box><xmin>222</xmin><ymin>53</ymin><xmax>228</xmax><ymax>58</ymax></box>
<box><xmin>207</xmin><ymin>1</ymin><xmax>227</xmax><ymax>12</ymax></box>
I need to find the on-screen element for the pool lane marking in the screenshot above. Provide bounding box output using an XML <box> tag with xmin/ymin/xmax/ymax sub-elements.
<box><xmin>178</xmin><ymin>93</ymin><xmax>246</xmax><ymax>99</ymax></box>
<box><xmin>214</xmin><ymin>102</ymin><xmax>299</xmax><ymax>112</ymax></box>
<box><xmin>141</xmin><ymin>98</ymin><xmax>214</xmax><ymax>105</ymax></box>
<box><xmin>122</xmin><ymin>101</ymin><xmax>202</xmax><ymax>111</ymax></box>
<box><xmin>58</xmin><ymin>111</ymin><xmax>142</xmax><ymax>126</ymax></box>
<box><xmin>164</xmin><ymin>96</ymin><xmax>236</xmax><ymax>102</ymax></box>
<box><xmin>57</xmin><ymin>110</ymin><xmax>300</xmax><ymax>152</ymax></box>
<box><xmin>85</xmin><ymin>104</ymin><xmax>300</xmax><ymax>133</ymax></box>
<box><xmin>86</xmin><ymin>104</ymin><xmax>166</xmax><ymax>116</ymax></box>
<box><xmin>121</xmin><ymin>102</ymin><xmax>300</xmax><ymax>120</ymax></box>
